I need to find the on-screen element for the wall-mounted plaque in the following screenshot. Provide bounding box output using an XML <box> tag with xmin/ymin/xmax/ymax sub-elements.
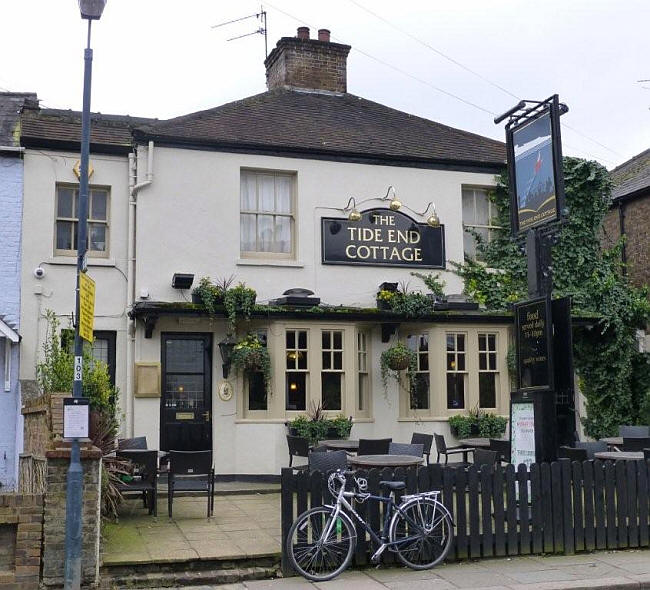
<box><xmin>321</xmin><ymin>208</ymin><xmax>445</xmax><ymax>269</ymax></box>
<box><xmin>63</xmin><ymin>397</ymin><xmax>90</xmax><ymax>439</ymax></box>
<box><xmin>515</xmin><ymin>297</ymin><xmax>553</xmax><ymax>391</ymax></box>
<box><xmin>510</xmin><ymin>401</ymin><xmax>536</xmax><ymax>467</ymax></box>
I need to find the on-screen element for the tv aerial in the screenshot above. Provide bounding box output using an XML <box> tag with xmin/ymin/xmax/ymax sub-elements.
<box><xmin>212</xmin><ymin>6</ymin><xmax>268</xmax><ymax>58</ymax></box>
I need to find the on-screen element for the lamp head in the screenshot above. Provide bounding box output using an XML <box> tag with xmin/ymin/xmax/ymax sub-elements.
<box><xmin>426</xmin><ymin>211</ymin><xmax>440</xmax><ymax>227</ymax></box>
<box><xmin>389</xmin><ymin>198</ymin><xmax>402</xmax><ymax>211</ymax></box>
<box><xmin>348</xmin><ymin>209</ymin><xmax>362</xmax><ymax>222</ymax></box>
<box><xmin>79</xmin><ymin>0</ymin><xmax>107</xmax><ymax>20</ymax></box>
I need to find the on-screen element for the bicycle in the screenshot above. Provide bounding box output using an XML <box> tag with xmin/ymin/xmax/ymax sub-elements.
<box><xmin>286</xmin><ymin>469</ymin><xmax>454</xmax><ymax>581</ymax></box>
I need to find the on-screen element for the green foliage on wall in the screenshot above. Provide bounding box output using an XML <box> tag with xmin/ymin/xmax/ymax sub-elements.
<box><xmin>452</xmin><ymin>158</ymin><xmax>650</xmax><ymax>439</ymax></box>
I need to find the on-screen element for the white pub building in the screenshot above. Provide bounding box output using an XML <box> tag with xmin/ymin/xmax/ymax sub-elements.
<box><xmin>19</xmin><ymin>28</ymin><xmax>510</xmax><ymax>477</ymax></box>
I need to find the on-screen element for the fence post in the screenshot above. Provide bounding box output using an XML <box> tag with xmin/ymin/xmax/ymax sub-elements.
<box><xmin>559</xmin><ymin>458</ymin><xmax>574</xmax><ymax>554</ymax></box>
<box><xmin>280</xmin><ymin>468</ymin><xmax>294</xmax><ymax>577</ymax></box>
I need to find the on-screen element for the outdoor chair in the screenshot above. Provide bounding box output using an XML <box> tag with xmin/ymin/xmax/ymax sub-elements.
<box><xmin>308</xmin><ymin>450</ymin><xmax>348</xmax><ymax>473</ymax></box>
<box><xmin>167</xmin><ymin>450</ymin><xmax>214</xmax><ymax>518</ymax></box>
<box><xmin>623</xmin><ymin>437</ymin><xmax>650</xmax><ymax>452</ymax></box>
<box><xmin>574</xmin><ymin>441</ymin><xmax>607</xmax><ymax>459</ymax></box>
<box><xmin>410</xmin><ymin>433</ymin><xmax>433</xmax><ymax>465</ymax></box>
<box><xmin>644</xmin><ymin>449</ymin><xmax>650</xmax><ymax>460</ymax></box>
<box><xmin>618</xmin><ymin>425</ymin><xmax>649</xmax><ymax>438</ymax></box>
<box><xmin>559</xmin><ymin>446</ymin><xmax>588</xmax><ymax>461</ymax></box>
<box><xmin>388</xmin><ymin>442</ymin><xmax>424</xmax><ymax>457</ymax></box>
<box><xmin>358</xmin><ymin>438</ymin><xmax>392</xmax><ymax>455</ymax></box>
<box><xmin>489</xmin><ymin>439</ymin><xmax>511</xmax><ymax>464</ymax></box>
<box><xmin>118</xmin><ymin>436</ymin><xmax>148</xmax><ymax>450</ymax></box>
<box><xmin>286</xmin><ymin>435</ymin><xmax>311</xmax><ymax>470</ymax></box>
<box><xmin>115</xmin><ymin>450</ymin><xmax>158</xmax><ymax>516</ymax></box>
<box><xmin>473</xmin><ymin>449</ymin><xmax>498</xmax><ymax>468</ymax></box>
<box><xmin>434</xmin><ymin>433</ymin><xmax>473</xmax><ymax>466</ymax></box>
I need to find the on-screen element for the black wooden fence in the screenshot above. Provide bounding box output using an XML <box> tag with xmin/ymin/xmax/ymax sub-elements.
<box><xmin>280</xmin><ymin>459</ymin><xmax>650</xmax><ymax>575</ymax></box>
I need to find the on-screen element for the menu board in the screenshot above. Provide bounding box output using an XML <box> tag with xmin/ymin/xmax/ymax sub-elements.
<box><xmin>516</xmin><ymin>298</ymin><xmax>553</xmax><ymax>391</ymax></box>
<box><xmin>63</xmin><ymin>397</ymin><xmax>90</xmax><ymax>439</ymax></box>
<box><xmin>511</xmin><ymin>402</ymin><xmax>536</xmax><ymax>467</ymax></box>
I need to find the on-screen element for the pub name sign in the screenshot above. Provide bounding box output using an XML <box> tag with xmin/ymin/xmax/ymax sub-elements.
<box><xmin>321</xmin><ymin>208</ymin><xmax>445</xmax><ymax>269</ymax></box>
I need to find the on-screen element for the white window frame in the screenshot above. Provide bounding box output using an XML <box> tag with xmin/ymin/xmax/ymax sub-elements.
<box><xmin>54</xmin><ymin>184</ymin><xmax>110</xmax><ymax>257</ymax></box>
<box><xmin>462</xmin><ymin>186</ymin><xmax>500</xmax><ymax>260</ymax></box>
<box><xmin>240</xmin><ymin>169</ymin><xmax>296</xmax><ymax>260</ymax></box>
<box><xmin>478</xmin><ymin>332</ymin><xmax>499</xmax><ymax>409</ymax></box>
<box><xmin>356</xmin><ymin>330</ymin><xmax>371</xmax><ymax>418</ymax></box>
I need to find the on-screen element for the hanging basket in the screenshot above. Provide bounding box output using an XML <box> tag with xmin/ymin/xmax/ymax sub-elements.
<box><xmin>388</xmin><ymin>356</ymin><xmax>410</xmax><ymax>371</ymax></box>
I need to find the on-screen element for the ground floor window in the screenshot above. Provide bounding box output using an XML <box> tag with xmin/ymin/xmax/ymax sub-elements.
<box><xmin>478</xmin><ymin>333</ymin><xmax>498</xmax><ymax>408</ymax></box>
<box><xmin>407</xmin><ymin>333</ymin><xmax>430</xmax><ymax>410</ymax></box>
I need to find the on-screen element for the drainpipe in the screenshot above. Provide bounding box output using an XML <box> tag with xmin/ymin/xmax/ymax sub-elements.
<box><xmin>126</xmin><ymin>141</ymin><xmax>153</xmax><ymax>436</ymax></box>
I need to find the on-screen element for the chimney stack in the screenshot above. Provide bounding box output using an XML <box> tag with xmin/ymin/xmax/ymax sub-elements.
<box><xmin>264</xmin><ymin>27</ymin><xmax>351</xmax><ymax>94</ymax></box>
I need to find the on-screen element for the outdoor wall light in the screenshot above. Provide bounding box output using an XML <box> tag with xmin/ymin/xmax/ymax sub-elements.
<box><xmin>171</xmin><ymin>273</ymin><xmax>195</xmax><ymax>290</ymax></box>
<box><xmin>348</xmin><ymin>208</ymin><xmax>362</xmax><ymax>222</ymax></box>
<box><xmin>218</xmin><ymin>339</ymin><xmax>235</xmax><ymax>379</ymax></box>
<box><xmin>420</xmin><ymin>202</ymin><xmax>440</xmax><ymax>227</ymax></box>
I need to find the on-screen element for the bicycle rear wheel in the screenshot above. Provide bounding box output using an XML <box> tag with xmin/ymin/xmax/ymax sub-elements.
<box><xmin>286</xmin><ymin>506</ymin><xmax>356</xmax><ymax>581</ymax></box>
<box><xmin>389</xmin><ymin>498</ymin><xmax>453</xmax><ymax>569</ymax></box>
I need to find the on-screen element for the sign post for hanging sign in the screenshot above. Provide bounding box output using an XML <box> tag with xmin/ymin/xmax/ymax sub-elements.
<box><xmin>79</xmin><ymin>272</ymin><xmax>95</xmax><ymax>343</ymax></box>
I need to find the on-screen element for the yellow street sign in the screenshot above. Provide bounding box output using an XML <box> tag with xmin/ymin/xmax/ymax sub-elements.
<box><xmin>79</xmin><ymin>273</ymin><xmax>95</xmax><ymax>342</ymax></box>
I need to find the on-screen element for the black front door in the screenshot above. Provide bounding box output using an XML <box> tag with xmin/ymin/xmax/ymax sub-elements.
<box><xmin>161</xmin><ymin>333</ymin><xmax>212</xmax><ymax>451</ymax></box>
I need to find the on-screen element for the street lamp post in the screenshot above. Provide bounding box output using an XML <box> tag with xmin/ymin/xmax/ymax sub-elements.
<box><xmin>64</xmin><ymin>2</ymin><xmax>106</xmax><ymax>588</ymax></box>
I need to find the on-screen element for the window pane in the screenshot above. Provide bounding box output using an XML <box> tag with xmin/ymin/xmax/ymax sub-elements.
<box><xmin>89</xmin><ymin>223</ymin><xmax>106</xmax><ymax>251</ymax></box>
<box><xmin>298</xmin><ymin>331</ymin><xmax>307</xmax><ymax>350</ymax></box>
<box><xmin>322</xmin><ymin>331</ymin><xmax>330</xmax><ymax>349</ymax></box>
<box><xmin>447</xmin><ymin>354</ymin><xmax>455</xmax><ymax>371</ymax></box>
<box><xmin>489</xmin><ymin>353</ymin><xmax>497</xmax><ymax>371</ymax></box>
<box><xmin>74</xmin><ymin>191</ymin><xmax>79</xmax><ymax>217</ymax></box>
<box><xmin>276</xmin><ymin>176</ymin><xmax>292</xmax><ymax>214</ymax></box>
<box><xmin>419</xmin><ymin>351</ymin><xmax>429</xmax><ymax>371</ymax></box>
<box><xmin>446</xmin><ymin>335</ymin><xmax>455</xmax><ymax>351</ymax></box>
<box><xmin>92</xmin><ymin>338</ymin><xmax>109</xmax><ymax>365</ymax></box>
<box><xmin>463</xmin><ymin>231</ymin><xmax>476</xmax><ymax>259</ymax></box>
<box><xmin>488</xmin><ymin>334</ymin><xmax>496</xmax><ymax>351</ymax></box>
<box><xmin>286</xmin><ymin>331</ymin><xmax>295</xmax><ymax>349</ymax></box>
<box><xmin>165</xmin><ymin>339</ymin><xmax>204</xmax><ymax>373</ymax></box>
<box><xmin>322</xmin><ymin>373</ymin><xmax>341</xmax><ymax>410</ymax></box>
<box><xmin>322</xmin><ymin>352</ymin><xmax>331</xmax><ymax>370</ymax></box>
<box><xmin>91</xmin><ymin>190</ymin><xmax>107</xmax><ymax>220</ymax></box>
<box><xmin>286</xmin><ymin>350</ymin><xmax>296</xmax><ymax>370</ymax></box>
<box><xmin>479</xmin><ymin>334</ymin><xmax>486</xmax><ymax>351</ymax></box>
<box><xmin>248</xmin><ymin>372</ymin><xmax>267</xmax><ymax>410</ymax></box>
<box><xmin>410</xmin><ymin>374</ymin><xmax>430</xmax><ymax>410</ymax></box>
<box><xmin>297</xmin><ymin>351</ymin><xmax>307</xmax><ymax>370</ymax></box>
<box><xmin>275</xmin><ymin>216</ymin><xmax>291</xmax><ymax>253</ymax></box>
<box><xmin>333</xmin><ymin>331</ymin><xmax>342</xmax><ymax>350</ymax></box>
<box><xmin>56</xmin><ymin>221</ymin><xmax>74</xmax><ymax>250</ymax></box>
<box><xmin>447</xmin><ymin>374</ymin><xmax>465</xmax><ymax>409</ymax></box>
<box><xmin>333</xmin><ymin>351</ymin><xmax>342</xmax><ymax>370</ymax></box>
<box><xmin>457</xmin><ymin>353</ymin><xmax>465</xmax><ymax>371</ymax></box>
<box><xmin>479</xmin><ymin>354</ymin><xmax>487</xmax><ymax>371</ymax></box>
<box><xmin>240</xmin><ymin>214</ymin><xmax>256</xmax><ymax>251</ymax></box>
<box><xmin>286</xmin><ymin>373</ymin><xmax>306</xmax><ymax>411</ymax></box>
<box><xmin>257</xmin><ymin>214</ymin><xmax>274</xmax><ymax>251</ymax></box>
<box><xmin>259</xmin><ymin>175</ymin><xmax>275</xmax><ymax>211</ymax></box>
<box><xmin>457</xmin><ymin>335</ymin><xmax>465</xmax><ymax>351</ymax></box>
<box><xmin>479</xmin><ymin>373</ymin><xmax>496</xmax><ymax>408</ymax></box>
<box><xmin>462</xmin><ymin>190</ymin><xmax>475</xmax><ymax>225</ymax></box>
<box><xmin>475</xmin><ymin>190</ymin><xmax>489</xmax><ymax>225</ymax></box>
<box><xmin>241</xmin><ymin>173</ymin><xmax>257</xmax><ymax>210</ymax></box>
<box><xmin>358</xmin><ymin>374</ymin><xmax>367</xmax><ymax>410</ymax></box>
<box><xmin>164</xmin><ymin>374</ymin><xmax>205</xmax><ymax>410</ymax></box>
<box><xmin>58</xmin><ymin>188</ymin><xmax>74</xmax><ymax>218</ymax></box>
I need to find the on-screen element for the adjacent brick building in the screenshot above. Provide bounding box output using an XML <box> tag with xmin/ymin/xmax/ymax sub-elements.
<box><xmin>604</xmin><ymin>148</ymin><xmax>650</xmax><ymax>291</ymax></box>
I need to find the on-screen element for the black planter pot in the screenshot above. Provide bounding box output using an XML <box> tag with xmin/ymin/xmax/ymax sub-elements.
<box><xmin>376</xmin><ymin>299</ymin><xmax>392</xmax><ymax>311</ymax></box>
<box><xmin>326</xmin><ymin>427</ymin><xmax>340</xmax><ymax>439</ymax></box>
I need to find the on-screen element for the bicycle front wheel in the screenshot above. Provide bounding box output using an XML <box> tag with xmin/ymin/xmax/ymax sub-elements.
<box><xmin>389</xmin><ymin>498</ymin><xmax>453</xmax><ymax>570</ymax></box>
<box><xmin>286</xmin><ymin>506</ymin><xmax>356</xmax><ymax>581</ymax></box>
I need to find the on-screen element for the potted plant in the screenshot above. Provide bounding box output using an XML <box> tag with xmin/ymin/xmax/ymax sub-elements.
<box><xmin>192</xmin><ymin>275</ymin><xmax>235</xmax><ymax>310</ymax></box>
<box><xmin>380</xmin><ymin>341</ymin><xmax>417</xmax><ymax>390</ymax></box>
<box><xmin>448</xmin><ymin>406</ymin><xmax>508</xmax><ymax>439</ymax></box>
<box><xmin>224</xmin><ymin>283</ymin><xmax>257</xmax><ymax>335</ymax></box>
<box><xmin>376</xmin><ymin>289</ymin><xmax>397</xmax><ymax>310</ymax></box>
<box><xmin>325</xmin><ymin>415</ymin><xmax>353</xmax><ymax>439</ymax></box>
<box><xmin>230</xmin><ymin>334</ymin><xmax>271</xmax><ymax>393</ymax></box>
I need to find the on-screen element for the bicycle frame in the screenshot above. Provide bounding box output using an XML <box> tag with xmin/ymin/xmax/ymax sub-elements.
<box><xmin>322</xmin><ymin>477</ymin><xmax>450</xmax><ymax>563</ymax></box>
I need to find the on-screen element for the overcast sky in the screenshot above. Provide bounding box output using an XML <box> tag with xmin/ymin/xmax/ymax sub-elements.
<box><xmin>2</xmin><ymin>1</ymin><xmax>648</xmax><ymax>169</ymax></box>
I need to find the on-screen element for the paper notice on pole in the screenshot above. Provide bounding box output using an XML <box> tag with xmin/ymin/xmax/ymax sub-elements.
<box><xmin>511</xmin><ymin>402</ymin><xmax>536</xmax><ymax>467</ymax></box>
<box><xmin>79</xmin><ymin>272</ymin><xmax>95</xmax><ymax>342</ymax></box>
<box><xmin>63</xmin><ymin>397</ymin><xmax>90</xmax><ymax>439</ymax></box>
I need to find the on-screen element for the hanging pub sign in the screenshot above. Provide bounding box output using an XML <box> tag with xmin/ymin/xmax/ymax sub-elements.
<box><xmin>515</xmin><ymin>297</ymin><xmax>553</xmax><ymax>391</ymax></box>
<box><xmin>505</xmin><ymin>95</ymin><xmax>566</xmax><ymax>233</ymax></box>
<box><xmin>321</xmin><ymin>208</ymin><xmax>445</xmax><ymax>269</ymax></box>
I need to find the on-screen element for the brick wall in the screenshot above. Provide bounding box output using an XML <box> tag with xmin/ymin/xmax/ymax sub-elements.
<box><xmin>0</xmin><ymin>494</ymin><xmax>44</xmax><ymax>590</ymax></box>
<box><xmin>42</xmin><ymin>447</ymin><xmax>102</xmax><ymax>587</ymax></box>
<box><xmin>265</xmin><ymin>37</ymin><xmax>351</xmax><ymax>93</ymax></box>
<box><xmin>602</xmin><ymin>193</ymin><xmax>650</xmax><ymax>290</ymax></box>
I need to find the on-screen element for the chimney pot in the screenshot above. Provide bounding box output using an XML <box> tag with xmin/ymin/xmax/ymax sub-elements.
<box><xmin>297</xmin><ymin>27</ymin><xmax>310</xmax><ymax>40</ymax></box>
<box><xmin>318</xmin><ymin>29</ymin><xmax>331</xmax><ymax>42</ymax></box>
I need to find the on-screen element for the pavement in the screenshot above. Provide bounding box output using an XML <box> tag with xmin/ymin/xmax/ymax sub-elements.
<box><xmin>144</xmin><ymin>549</ymin><xmax>650</xmax><ymax>590</ymax></box>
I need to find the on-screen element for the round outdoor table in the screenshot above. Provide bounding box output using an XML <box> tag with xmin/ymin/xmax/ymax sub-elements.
<box><xmin>320</xmin><ymin>439</ymin><xmax>359</xmax><ymax>452</ymax></box>
<box><xmin>594</xmin><ymin>451</ymin><xmax>644</xmax><ymax>461</ymax></box>
<box><xmin>599</xmin><ymin>437</ymin><xmax>623</xmax><ymax>449</ymax></box>
<box><xmin>347</xmin><ymin>454</ymin><xmax>423</xmax><ymax>468</ymax></box>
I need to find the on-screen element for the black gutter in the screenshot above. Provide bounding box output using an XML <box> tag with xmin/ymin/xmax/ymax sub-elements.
<box><xmin>21</xmin><ymin>136</ymin><xmax>133</xmax><ymax>155</ymax></box>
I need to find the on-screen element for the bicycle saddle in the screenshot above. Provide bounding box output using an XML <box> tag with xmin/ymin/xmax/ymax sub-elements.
<box><xmin>379</xmin><ymin>480</ymin><xmax>405</xmax><ymax>491</ymax></box>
